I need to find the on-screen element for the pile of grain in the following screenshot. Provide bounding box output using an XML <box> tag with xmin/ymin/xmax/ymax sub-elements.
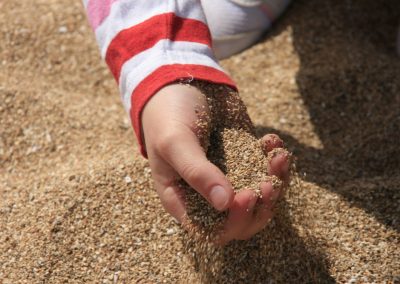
<box><xmin>1</xmin><ymin>0</ymin><xmax>400</xmax><ymax>283</ymax></box>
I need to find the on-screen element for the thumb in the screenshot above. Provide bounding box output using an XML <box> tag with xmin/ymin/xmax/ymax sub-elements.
<box><xmin>157</xmin><ymin>130</ymin><xmax>234</xmax><ymax>211</ymax></box>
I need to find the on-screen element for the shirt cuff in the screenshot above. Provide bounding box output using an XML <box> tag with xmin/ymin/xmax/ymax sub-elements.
<box><xmin>129</xmin><ymin>64</ymin><xmax>237</xmax><ymax>158</ymax></box>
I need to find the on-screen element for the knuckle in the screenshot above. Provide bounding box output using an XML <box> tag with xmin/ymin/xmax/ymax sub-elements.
<box><xmin>156</xmin><ymin>133</ymin><xmax>180</xmax><ymax>154</ymax></box>
<box><xmin>180</xmin><ymin>162</ymin><xmax>201</xmax><ymax>182</ymax></box>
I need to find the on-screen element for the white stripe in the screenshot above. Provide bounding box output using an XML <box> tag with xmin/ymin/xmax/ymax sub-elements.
<box><xmin>95</xmin><ymin>0</ymin><xmax>208</xmax><ymax>57</ymax></box>
<box><xmin>119</xmin><ymin>41</ymin><xmax>222</xmax><ymax>112</ymax></box>
<box><xmin>229</xmin><ymin>0</ymin><xmax>263</xmax><ymax>7</ymax></box>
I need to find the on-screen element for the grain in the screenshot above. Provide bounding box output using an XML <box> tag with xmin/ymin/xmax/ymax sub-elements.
<box><xmin>1</xmin><ymin>0</ymin><xmax>399</xmax><ymax>283</ymax></box>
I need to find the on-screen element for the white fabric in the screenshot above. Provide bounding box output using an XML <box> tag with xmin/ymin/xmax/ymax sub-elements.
<box><xmin>201</xmin><ymin>0</ymin><xmax>270</xmax><ymax>58</ymax></box>
<box><xmin>229</xmin><ymin>0</ymin><xmax>263</xmax><ymax>7</ymax></box>
<box><xmin>212</xmin><ymin>31</ymin><xmax>266</xmax><ymax>59</ymax></box>
<box><xmin>201</xmin><ymin>0</ymin><xmax>291</xmax><ymax>58</ymax></box>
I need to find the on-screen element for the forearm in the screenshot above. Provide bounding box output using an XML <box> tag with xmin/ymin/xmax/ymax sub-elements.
<box><xmin>82</xmin><ymin>0</ymin><xmax>236</xmax><ymax>156</ymax></box>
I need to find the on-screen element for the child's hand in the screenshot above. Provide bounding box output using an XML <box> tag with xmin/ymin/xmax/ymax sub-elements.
<box><xmin>142</xmin><ymin>84</ymin><xmax>290</xmax><ymax>244</ymax></box>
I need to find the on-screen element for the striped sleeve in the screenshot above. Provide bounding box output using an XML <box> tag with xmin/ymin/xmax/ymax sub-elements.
<box><xmin>83</xmin><ymin>0</ymin><xmax>237</xmax><ymax>157</ymax></box>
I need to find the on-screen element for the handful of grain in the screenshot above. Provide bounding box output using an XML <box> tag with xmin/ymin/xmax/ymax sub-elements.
<box><xmin>179</xmin><ymin>81</ymin><xmax>282</xmax><ymax>237</ymax></box>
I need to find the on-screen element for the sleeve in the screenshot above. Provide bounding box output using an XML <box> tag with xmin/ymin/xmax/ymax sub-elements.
<box><xmin>82</xmin><ymin>0</ymin><xmax>237</xmax><ymax>157</ymax></box>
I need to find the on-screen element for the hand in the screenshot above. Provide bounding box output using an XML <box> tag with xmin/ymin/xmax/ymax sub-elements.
<box><xmin>142</xmin><ymin>83</ymin><xmax>290</xmax><ymax>244</ymax></box>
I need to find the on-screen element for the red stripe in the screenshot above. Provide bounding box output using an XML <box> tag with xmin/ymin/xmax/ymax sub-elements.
<box><xmin>105</xmin><ymin>13</ymin><xmax>212</xmax><ymax>82</ymax></box>
<box><xmin>129</xmin><ymin>64</ymin><xmax>237</xmax><ymax>158</ymax></box>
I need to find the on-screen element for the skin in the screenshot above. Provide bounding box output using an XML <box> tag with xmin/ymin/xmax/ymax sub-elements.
<box><xmin>142</xmin><ymin>83</ymin><xmax>290</xmax><ymax>245</ymax></box>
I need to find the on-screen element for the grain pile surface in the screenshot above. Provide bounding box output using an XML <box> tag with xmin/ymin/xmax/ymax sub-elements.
<box><xmin>1</xmin><ymin>0</ymin><xmax>400</xmax><ymax>283</ymax></box>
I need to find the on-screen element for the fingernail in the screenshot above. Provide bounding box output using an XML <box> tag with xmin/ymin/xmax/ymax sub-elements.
<box><xmin>210</xmin><ymin>185</ymin><xmax>229</xmax><ymax>211</ymax></box>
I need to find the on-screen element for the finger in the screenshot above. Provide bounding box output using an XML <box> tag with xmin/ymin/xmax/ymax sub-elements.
<box><xmin>147</xmin><ymin>153</ymin><xmax>186</xmax><ymax>223</ymax></box>
<box><xmin>260</xmin><ymin>180</ymin><xmax>282</xmax><ymax>209</ymax></box>
<box><xmin>155</xmin><ymin>182</ymin><xmax>186</xmax><ymax>223</ymax></box>
<box><xmin>235</xmin><ymin>182</ymin><xmax>278</xmax><ymax>240</ymax></box>
<box><xmin>261</xmin><ymin>134</ymin><xmax>284</xmax><ymax>153</ymax></box>
<box><xmin>217</xmin><ymin>189</ymin><xmax>258</xmax><ymax>245</ymax></box>
<box><xmin>267</xmin><ymin>148</ymin><xmax>291</xmax><ymax>183</ymax></box>
<box><xmin>158</xmin><ymin>130</ymin><xmax>234</xmax><ymax>211</ymax></box>
<box><xmin>237</xmin><ymin>207</ymin><xmax>274</xmax><ymax>240</ymax></box>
